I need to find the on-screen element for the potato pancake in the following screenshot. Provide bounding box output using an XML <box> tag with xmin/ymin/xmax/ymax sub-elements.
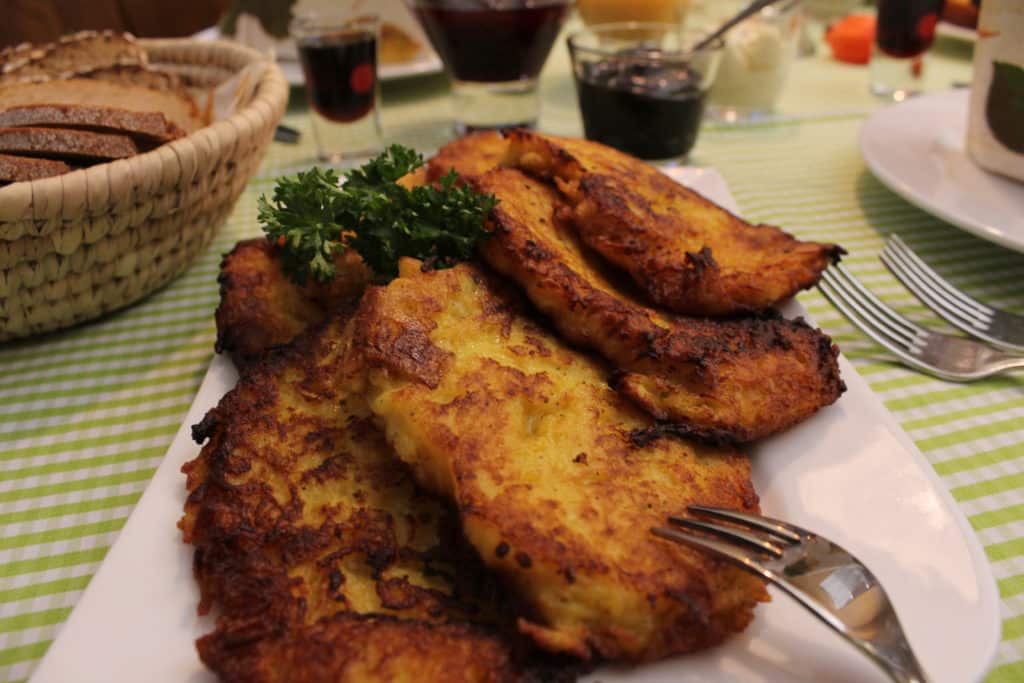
<box><xmin>426</xmin><ymin>130</ymin><xmax>509</xmax><ymax>182</ymax></box>
<box><xmin>214</xmin><ymin>238</ymin><xmax>371</xmax><ymax>370</ymax></box>
<box><xmin>474</xmin><ymin>168</ymin><xmax>844</xmax><ymax>442</ymax></box>
<box><xmin>354</xmin><ymin>261</ymin><xmax>768</xmax><ymax>662</ymax></box>
<box><xmin>504</xmin><ymin>130</ymin><xmax>843</xmax><ymax>316</ymax></box>
<box><xmin>182</xmin><ymin>311</ymin><xmax>569</xmax><ymax>682</ymax></box>
<box><xmin>216</xmin><ymin>164</ymin><xmax>432</xmax><ymax>370</ymax></box>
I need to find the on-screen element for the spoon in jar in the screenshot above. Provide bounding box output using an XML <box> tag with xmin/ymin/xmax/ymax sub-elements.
<box><xmin>688</xmin><ymin>0</ymin><xmax>791</xmax><ymax>53</ymax></box>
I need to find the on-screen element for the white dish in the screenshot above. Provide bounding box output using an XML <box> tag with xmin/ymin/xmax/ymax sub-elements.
<box><xmin>860</xmin><ymin>89</ymin><xmax>1024</xmax><ymax>254</ymax></box>
<box><xmin>29</xmin><ymin>169</ymin><xmax>999</xmax><ymax>683</ymax></box>
<box><xmin>193</xmin><ymin>0</ymin><xmax>444</xmax><ymax>84</ymax></box>
<box><xmin>936</xmin><ymin>20</ymin><xmax>977</xmax><ymax>43</ymax></box>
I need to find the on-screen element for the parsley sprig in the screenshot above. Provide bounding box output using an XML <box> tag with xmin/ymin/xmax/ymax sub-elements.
<box><xmin>257</xmin><ymin>145</ymin><xmax>497</xmax><ymax>284</ymax></box>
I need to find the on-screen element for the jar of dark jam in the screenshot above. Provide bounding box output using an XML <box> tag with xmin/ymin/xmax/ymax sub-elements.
<box><xmin>568</xmin><ymin>23</ymin><xmax>723</xmax><ymax>160</ymax></box>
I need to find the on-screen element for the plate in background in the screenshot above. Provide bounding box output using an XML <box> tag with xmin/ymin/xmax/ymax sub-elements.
<box><xmin>194</xmin><ymin>0</ymin><xmax>443</xmax><ymax>83</ymax></box>
<box><xmin>860</xmin><ymin>89</ymin><xmax>1024</xmax><ymax>254</ymax></box>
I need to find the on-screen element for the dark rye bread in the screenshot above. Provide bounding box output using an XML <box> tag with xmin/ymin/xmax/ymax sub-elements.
<box><xmin>0</xmin><ymin>104</ymin><xmax>184</xmax><ymax>145</ymax></box>
<box><xmin>0</xmin><ymin>153</ymin><xmax>70</xmax><ymax>183</ymax></box>
<box><xmin>0</xmin><ymin>127</ymin><xmax>137</xmax><ymax>162</ymax></box>
<box><xmin>0</xmin><ymin>79</ymin><xmax>205</xmax><ymax>134</ymax></box>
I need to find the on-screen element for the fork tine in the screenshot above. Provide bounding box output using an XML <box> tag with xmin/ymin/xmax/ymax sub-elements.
<box><xmin>880</xmin><ymin>249</ymin><xmax>985</xmax><ymax>333</ymax></box>
<box><xmin>888</xmin><ymin>235</ymin><xmax>994</xmax><ymax>318</ymax></box>
<box><xmin>819</xmin><ymin>270</ymin><xmax>914</xmax><ymax>351</ymax></box>
<box><xmin>882</xmin><ymin>240</ymin><xmax>991</xmax><ymax>329</ymax></box>
<box><xmin>666</xmin><ymin>517</ymin><xmax>786</xmax><ymax>557</ymax></box>
<box><xmin>686</xmin><ymin>505</ymin><xmax>803</xmax><ymax>544</ymax></box>
<box><xmin>651</xmin><ymin>526</ymin><xmax>774</xmax><ymax>580</ymax></box>
<box><xmin>829</xmin><ymin>264</ymin><xmax>924</xmax><ymax>339</ymax></box>
<box><xmin>819</xmin><ymin>276</ymin><xmax>960</xmax><ymax>378</ymax></box>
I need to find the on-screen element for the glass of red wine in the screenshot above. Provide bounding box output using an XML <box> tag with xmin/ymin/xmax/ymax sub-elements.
<box><xmin>870</xmin><ymin>0</ymin><xmax>944</xmax><ymax>100</ymax></box>
<box><xmin>406</xmin><ymin>0</ymin><xmax>572</xmax><ymax>134</ymax></box>
<box><xmin>291</xmin><ymin>7</ymin><xmax>383</xmax><ymax>162</ymax></box>
<box><xmin>567</xmin><ymin>23</ymin><xmax>723</xmax><ymax>160</ymax></box>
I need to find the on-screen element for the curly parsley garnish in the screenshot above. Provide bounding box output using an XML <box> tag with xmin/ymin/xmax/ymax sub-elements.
<box><xmin>257</xmin><ymin>145</ymin><xmax>498</xmax><ymax>284</ymax></box>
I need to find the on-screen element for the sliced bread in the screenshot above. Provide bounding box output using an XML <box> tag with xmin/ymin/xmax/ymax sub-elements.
<box><xmin>0</xmin><ymin>127</ymin><xmax>137</xmax><ymax>162</ymax></box>
<box><xmin>0</xmin><ymin>153</ymin><xmax>70</xmax><ymax>183</ymax></box>
<box><xmin>0</xmin><ymin>104</ymin><xmax>184</xmax><ymax>145</ymax></box>
<box><xmin>77</xmin><ymin>64</ymin><xmax>184</xmax><ymax>92</ymax></box>
<box><xmin>0</xmin><ymin>31</ymin><xmax>147</xmax><ymax>85</ymax></box>
<box><xmin>0</xmin><ymin>79</ymin><xmax>205</xmax><ymax>133</ymax></box>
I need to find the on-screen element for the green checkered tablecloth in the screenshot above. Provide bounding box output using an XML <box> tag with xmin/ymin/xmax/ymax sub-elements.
<box><xmin>2</xmin><ymin>20</ymin><xmax>1023</xmax><ymax>683</ymax></box>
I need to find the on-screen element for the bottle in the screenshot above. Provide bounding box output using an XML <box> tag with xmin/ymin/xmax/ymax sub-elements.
<box><xmin>966</xmin><ymin>0</ymin><xmax>1024</xmax><ymax>182</ymax></box>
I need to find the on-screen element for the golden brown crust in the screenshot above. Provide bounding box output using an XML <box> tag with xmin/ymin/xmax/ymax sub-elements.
<box><xmin>182</xmin><ymin>310</ymin><xmax>562</xmax><ymax>682</ymax></box>
<box><xmin>427</xmin><ymin>131</ymin><xmax>509</xmax><ymax>183</ymax></box>
<box><xmin>474</xmin><ymin>168</ymin><xmax>844</xmax><ymax>442</ymax></box>
<box><xmin>214</xmin><ymin>239</ymin><xmax>372</xmax><ymax>370</ymax></box>
<box><xmin>354</xmin><ymin>262</ymin><xmax>768</xmax><ymax>662</ymax></box>
<box><xmin>503</xmin><ymin>130</ymin><xmax>843</xmax><ymax>316</ymax></box>
<box><xmin>198</xmin><ymin>613</ymin><xmax>535</xmax><ymax>683</ymax></box>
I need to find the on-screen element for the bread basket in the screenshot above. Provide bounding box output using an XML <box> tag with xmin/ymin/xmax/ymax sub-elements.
<box><xmin>0</xmin><ymin>38</ymin><xmax>288</xmax><ymax>342</ymax></box>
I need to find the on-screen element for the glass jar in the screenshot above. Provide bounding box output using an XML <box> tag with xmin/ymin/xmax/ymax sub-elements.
<box><xmin>691</xmin><ymin>0</ymin><xmax>803</xmax><ymax>121</ymax></box>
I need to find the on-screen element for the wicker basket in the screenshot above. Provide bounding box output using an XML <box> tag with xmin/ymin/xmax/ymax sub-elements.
<box><xmin>0</xmin><ymin>38</ymin><xmax>288</xmax><ymax>342</ymax></box>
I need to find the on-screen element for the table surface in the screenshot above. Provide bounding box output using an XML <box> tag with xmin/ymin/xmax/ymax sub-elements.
<box><xmin>3</xmin><ymin>13</ymin><xmax>1023</xmax><ymax>683</ymax></box>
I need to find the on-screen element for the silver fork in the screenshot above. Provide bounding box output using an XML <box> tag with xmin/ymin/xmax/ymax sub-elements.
<box><xmin>818</xmin><ymin>264</ymin><xmax>1024</xmax><ymax>381</ymax></box>
<box><xmin>880</xmin><ymin>235</ymin><xmax>1024</xmax><ymax>354</ymax></box>
<box><xmin>652</xmin><ymin>506</ymin><xmax>929</xmax><ymax>683</ymax></box>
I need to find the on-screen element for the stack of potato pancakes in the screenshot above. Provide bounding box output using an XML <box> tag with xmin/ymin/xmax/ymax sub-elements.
<box><xmin>180</xmin><ymin>131</ymin><xmax>845</xmax><ymax>683</ymax></box>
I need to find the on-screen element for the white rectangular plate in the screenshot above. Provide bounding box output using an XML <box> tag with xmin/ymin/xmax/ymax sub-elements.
<box><xmin>30</xmin><ymin>169</ymin><xmax>999</xmax><ymax>683</ymax></box>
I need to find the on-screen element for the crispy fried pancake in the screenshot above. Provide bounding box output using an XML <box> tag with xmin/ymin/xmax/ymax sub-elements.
<box><xmin>426</xmin><ymin>130</ymin><xmax>509</xmax><ymax>183</ymax></box>
<box><xmin>182</xmin><ymin>312</ymin><xmax>562</xmax><ymax>682</ymax></box>
<box><xmin>198</xmin><ymin>613</ymin><xmax>536</xmax><ymax>683</ymax></box>
<box><xmin>474</xmin><ymin>169</ymin><xmax>844</xmax><ymax>442</ymax></box>
<box><xmin>216</xmin><ymin>165</ymin><xmax>431</xmax><ymax>370</ymax></box>
<box><xmin>504</xmin><ymin>130</ymin><xmax>843</xmax><ymax>316</ymax></box>
<box><xmin>214</xmin><ymin>239</ymin><xmax>371</xmax><ymax>370</ymax></box>
<box><xmin>354</xmin><ymin>261</ymin><xmax>768</xmax><ymax>662</ymax></box>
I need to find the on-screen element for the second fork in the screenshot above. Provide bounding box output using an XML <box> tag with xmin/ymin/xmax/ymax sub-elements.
<box><xmin>818</xmin><ymin>264</ymin><xmax>1024</xmax><ymax>381</ymax></box>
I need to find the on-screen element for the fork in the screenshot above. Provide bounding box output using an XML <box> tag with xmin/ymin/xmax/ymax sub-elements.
<box><xmin>652</xmin><ymin>506</ymin><xmax>930</xmax><ymax>683</ymax></box>
<box><xmin>880</xmin><ymin>235</ymin><xmax>1024</xmax><ymax>354</ymax></box>
<box><xmin>818</xmin><ymin>264</ymin><xmax>1024</xmax><ymax>381</ymax></box>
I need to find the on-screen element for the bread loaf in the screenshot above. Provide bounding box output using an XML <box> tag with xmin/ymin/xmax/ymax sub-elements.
<box><xmin>0</xmin><ymin>31</ymin><xmax>147</xmax><ymax>85</ymax></box>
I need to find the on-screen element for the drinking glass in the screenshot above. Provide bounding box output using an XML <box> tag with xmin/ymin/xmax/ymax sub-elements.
<box><xmin>567</xmin><ymin>23</ymin><xmax>722</xmax><ymax>160</ymax></box>
<box><xmin>291</xmin><ymin>6</ymin><xmax>384</xmax><ymax>163</ymax></box>
<box><xmin>870</xmin><ymin>0</ymin><xmax>943</xmax><ymax>101</ymax></box>
<box><xmin>406</xmin><ymin>0</ymin><xmax>572</xmax><ymax>134</ymax></box>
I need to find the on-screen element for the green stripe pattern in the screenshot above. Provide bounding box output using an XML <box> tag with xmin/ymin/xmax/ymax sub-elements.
<box><xmin>2</xmin><ymin>107</ymin><xmax>1024</xmax><ymax>683</ymax></box>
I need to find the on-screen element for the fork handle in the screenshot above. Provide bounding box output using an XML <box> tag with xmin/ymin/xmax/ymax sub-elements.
<box><xmin>985</xmin><ymin>354</ymin><xmax>1024</xmax><ymax>377</ymax></box>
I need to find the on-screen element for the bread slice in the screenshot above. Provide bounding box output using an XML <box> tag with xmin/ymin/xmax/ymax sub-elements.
<box><xmin>0</xmin><ymin>79</ymin><xmax>204</xmax><ymax>133</ymax></box>
<box><xmin>0</xmin><ymin>104</ymin><xmax>184</xmax><ymax>145</ymax></box>
<box><xmin>0</xmin><ymin>153</ymin><xmax>70</xmax><ymax>183</ymax></box>
<box><xmin>0</xmin><ymin>127</ymin><xmax>137</xmax><ymax>162</ymax></box>
<box><xmin>0</xmin><ymin>31</ymin><xmax>146</xmax><ymax>85</ymax></box>
<box><xmin>77</xmin><ymin>64</ymin><xmax>184</xmax><ymax>92</ymax></box>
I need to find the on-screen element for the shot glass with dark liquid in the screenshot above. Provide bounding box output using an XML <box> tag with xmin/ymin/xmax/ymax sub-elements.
<box><xmin>568</xmin><ymin>23</ymin><xmax>723</xmax><ymax>160</ymax></box>
<box><xmin>407</xmin><ymin>0</ymin><xmax>572</xmax><ymax>134</ymax></box>
<box><xmin>870</xmin><ymin>0</ymin><xmax>943</xmax><ymax>100</ymax></box>
<box><xmin>291</xmin><ymin>9</ymin><xmax>383</xmax><ymax>163</ymax></box>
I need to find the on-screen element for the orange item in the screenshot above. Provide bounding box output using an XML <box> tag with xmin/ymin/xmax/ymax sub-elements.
<box><xmin>826</xmin><ymin>14</ymin><xmax>876</xmax><ymax>65</ymax></box>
